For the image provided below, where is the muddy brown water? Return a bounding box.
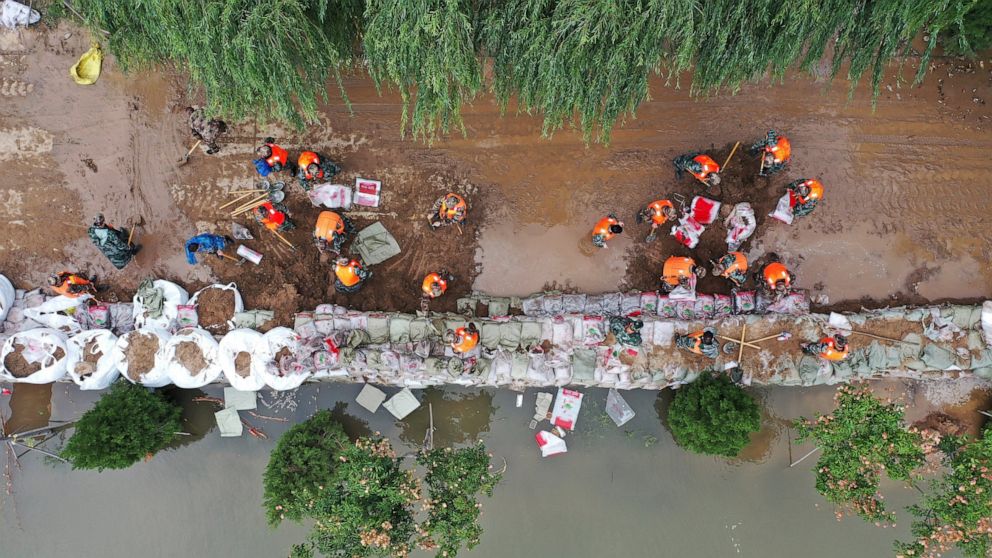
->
[0,381,982,558]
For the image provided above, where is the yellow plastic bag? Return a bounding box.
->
[70,43,103,85]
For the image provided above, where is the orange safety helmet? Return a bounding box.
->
[767,135,791,163]
[763,261,791,289]
[298,151,322,180]
[802,179,824,201]
[451,325,479,353]
[334,258,363,287]
[440,194,467,220]
[717,252,748,276]
[662,256,698,287]
[314,211,345,241]
[422,272,448,298]
[818,336,849,361]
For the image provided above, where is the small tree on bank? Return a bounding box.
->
[796,384,925,523]
[61,382,182,471]
[667,373,761,458]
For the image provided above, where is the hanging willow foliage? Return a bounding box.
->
[363,0,483,141]
[73,0,361,127]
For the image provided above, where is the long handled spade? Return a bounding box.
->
[177,140,202,167]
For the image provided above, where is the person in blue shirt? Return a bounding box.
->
[185,233,230,264]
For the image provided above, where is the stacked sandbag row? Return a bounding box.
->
[510,289,810,319]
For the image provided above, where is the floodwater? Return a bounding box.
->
[0,382,961,558]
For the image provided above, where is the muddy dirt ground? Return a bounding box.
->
[1,22,991,326]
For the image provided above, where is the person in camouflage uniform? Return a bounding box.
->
[609,315,644,346]
[786,178,823,218]
[712,252,749,288]
[750,129,791,176]
[675,327,720,359]
[186,106,227,155]
[88,214,138,269]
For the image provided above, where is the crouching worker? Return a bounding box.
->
[185,233,230,264]
[786,178,823,218]
[47,271,95,298]
[253,137,290,177]
[422,271,454,299]
[429,193,468,230]
[675,327,720,359]
[673,153,721,187]
[591,214,624,248]
[255,201,295,232]
[296,151,340,191]
[88,214,138,270]
[636,199,676,243]
[609,315,644,346]
[756,255,794,297]
[448,322,479,354]
[313,211,354,254]
[751,129,791,176]
[661,256,705,293]
[712,252,748,288]
[802,334,849,362]
[186,107,227,155]
[333,257,370,294]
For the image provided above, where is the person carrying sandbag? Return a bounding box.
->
[88,214,138,270]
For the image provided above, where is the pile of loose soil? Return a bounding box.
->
[196,288,236,333]
[75,339,103,378]
[273,347,292,364]
[125,333,160,381]
[175,341,208,376]
[913,411,968,439]
[234,351,252,378]
[4,343,64,378]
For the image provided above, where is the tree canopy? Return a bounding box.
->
[667,373,761,458]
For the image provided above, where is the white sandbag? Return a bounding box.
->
[0,274,14,323]
[66,329,119,390]
[219,328,268,391]
[162,328,223,388]
[1,0,41,28]
[112,327,172,387]
[262,327,310,390]
[982,301,992,347]
[769,193,794,224]
[724,202,756,250]
[23,294,88,334]
[188,283,245,333]
[307,183,352,209]
[133,280,189,330]
[0,328,68,383]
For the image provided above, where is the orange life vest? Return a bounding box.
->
[691,155,720,181]
[647,199,674,226]
[685,331,708,355]
[257,202,286,231]
[314,211,345,241]
[766,135,791,163]
[817,337,849,361]
[662,256,697,288]
[791,179,824,206]
[592,216,619,241]
[298,151,323,180]
[334,260,363,287]
[440,194,467,221]
[265,143,289,167]
[719,252,748,277]
[451,327,479,353]
[52,272,91,298]
[422,273,448,298]
[763,262,791,290]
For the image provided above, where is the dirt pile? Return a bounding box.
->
[75,339,103,378]
[234,351,251,378]
[125,333,160,381]
[196,289,235,333]
[3,344,64,378]
[913,411,968,438]
[175,341,207,376]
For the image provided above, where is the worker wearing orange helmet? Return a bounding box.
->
[295,151,340,191]
[712,252,748,288]
[674,153,721,187]
[255,201,294,232]
[333,257,371,294]
[752,129,791,176]
[661,255,706,293]
[755,255,795,296]
[802,334,849,361]
[429,193,468,229]
[448,322,480,354]
[422,271,454,299]
[637,199,676,242]
[787,178,824,218]
[591,214,624,248]
[253,137,290,177]
[47,271,95,298]
[313,211,354,254]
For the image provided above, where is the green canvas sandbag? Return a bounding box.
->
[798,355,821,385]
[351,221,401,265]
[488,298,510,317]
[968,331,986,351]
[480,322,501,349]
[921,344,956,370]
[572,348,597,382]
[444,318,468,334]
[510,351,529,379]
[456,297,477,316]
[389,315,412,344]
[899,333,923,360]
[346,329,370,348]
[366,316,390,344]
[974,366,992,379]
[409,318,432,342]
[519,321,542,348]
[499,322,522,350]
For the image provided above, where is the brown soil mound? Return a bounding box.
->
[196,288,236,333]
[234,351,251,378]
[175,341,207,376]
[125,333,160,381]
[4,343,64,378]
[274,347,292,364]
[913,411,968,439]
[76,339,104,378]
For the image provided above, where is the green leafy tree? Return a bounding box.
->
[262,410,349,526]
[417,444,502,557]
[894,434,992,558]
[61,382,182,471]
[667,373,761,458]
[796,384,925,523]
[942,0,992,55]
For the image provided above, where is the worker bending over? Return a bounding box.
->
[422,271,453,299]
[661,256,705,293]
[675,327,720,359]
[88,214,138,270]
[636,199,676,242]
[787,179,823,218]
[333,258,371,294]
[186,107,227,155]
[751,130,791,176]
[313,211,354,255]
[712,252,748,288]
[255,201,295,232]
[673,153,721,187]
[802,334,849,361]
[47,272,94,298]
[756,256,795,296]
[609,316,644,346]
[591,214,624,248]
[254,137,290,177]
[429,193,468,229]
[449,323,480,354]
[185,233,230,264]
[296,151,340,191]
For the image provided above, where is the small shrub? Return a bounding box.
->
[667,373,761,458]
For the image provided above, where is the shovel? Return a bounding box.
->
[127,216,144,246]
[178,140,202,166]
[644,230,657,244]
